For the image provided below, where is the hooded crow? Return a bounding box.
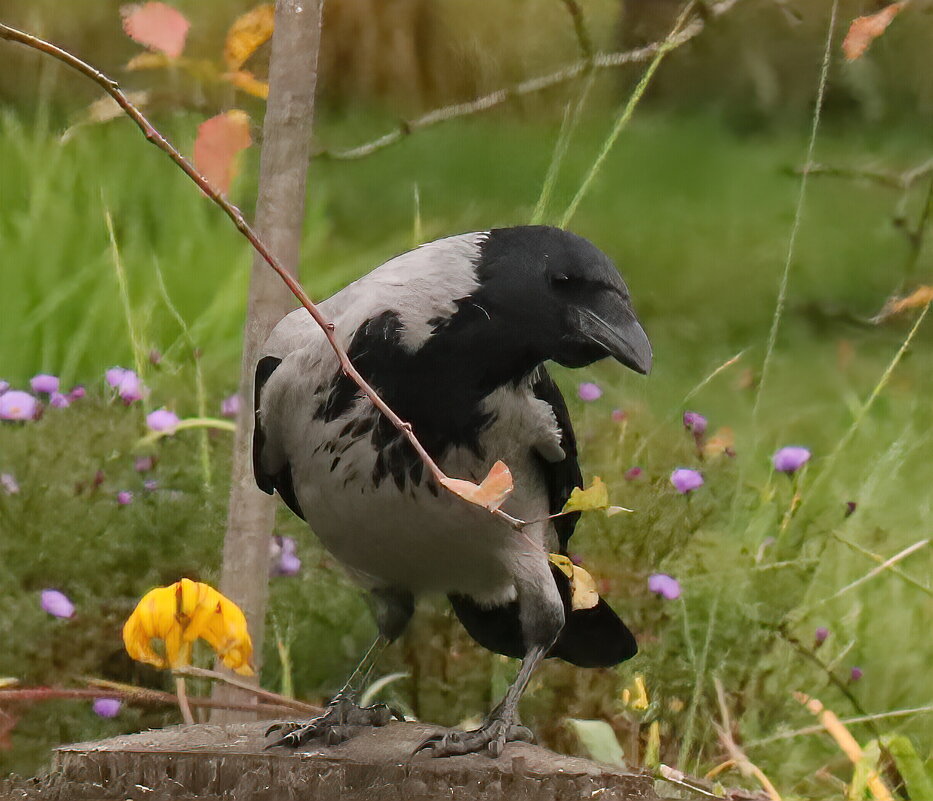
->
[255,225,651,757]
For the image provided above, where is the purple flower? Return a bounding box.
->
[116,490,133,505]
[624,467,643,481]
[578,382,602,402]
[850,666,863,682]
[93,697,121,718]
[815,627,829,646]
[0,391,38,421]
[648,573,681,600]
[270,536,302,577]
[683,411,707,435]
[670,468,703,494]
[105,367,127,387]
[68,385,86,401]
[50,392,71,409]
[0,381,9,395]
[1,473,20,495]
[146,409,180,433]
[31,374,59,394]
[41,589,75,619]
[221,394,240,419]
[611,409,627,423]
[845,501,857,518]
[143,479,158,491]
[773,446,811,474]
[134,456,155,472]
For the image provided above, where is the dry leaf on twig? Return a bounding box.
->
[193,110,252,195]
[440,460,514,512]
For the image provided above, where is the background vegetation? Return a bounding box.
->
[1,1,932,797]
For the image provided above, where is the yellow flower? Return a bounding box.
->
[123,579,254,675]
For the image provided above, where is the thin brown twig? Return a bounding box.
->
[0,684,298,717]
[172,665,321,715]
[559,0,594,61]
[797,158,933,191]
[0,23,524,530]
[315,0,744,161]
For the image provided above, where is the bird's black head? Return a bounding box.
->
[472,226,652,374]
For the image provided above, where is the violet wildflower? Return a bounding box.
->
[624,467,643,481]
[92,698,121,718]
[49,392,70,409]
[105,367,127,387]
[815,627,829,647]
[116,490,133,505]
[270,536,301,577]
[670,468,703,494]
[845,501,857,518]
[221,394,240,419]
[68,385,86,401]
[773,446,811,474]
[41,589,75,619]
[30,374,59,394]
[850,666,863,682]
[648,573,681,600]
[682,411,707,436]
[578,382,602,402]
[146,409,180,434]
[0,380,8,395]
[0,391,38,421]
[117,371,145,404]
[143,479,158,491]
[611,409,627,423]
[134,456,155,472]
[1,473,19,495]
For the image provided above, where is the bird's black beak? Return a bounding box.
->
[577,303,652,375]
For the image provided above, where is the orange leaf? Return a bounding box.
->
[703,426,735,459]
[224,4,275,70]
[225,70,270,99]
[121,2,190,59]
[842,2,907,61]
[193,110,252,195]
[874,285,933,322]
[440,460,513,512]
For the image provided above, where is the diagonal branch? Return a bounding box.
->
[0,23,524,530]
[315,0,744,161]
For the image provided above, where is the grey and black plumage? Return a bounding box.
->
[254,225,651,756]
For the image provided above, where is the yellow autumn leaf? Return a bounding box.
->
[562,476,609,513]
[548,554,599,610]
[126,51,172,71]
[123,578,254,675]
[224,3,275,70]
[440,460,514,512]
[622,674,649,710]
[225,69,269,99]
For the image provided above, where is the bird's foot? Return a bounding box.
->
[265,693,401,749]
[414,717,534,758]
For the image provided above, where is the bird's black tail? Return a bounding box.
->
[449,564,637,668]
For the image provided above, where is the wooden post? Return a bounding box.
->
[213,0,324,719]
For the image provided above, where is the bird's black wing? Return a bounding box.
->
[253,355,306,521]
[530,366,583,554]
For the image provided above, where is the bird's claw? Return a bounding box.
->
[413,720,534,758]
[265,694,399,749]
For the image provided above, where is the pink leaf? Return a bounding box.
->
[121,2,190,59]
[193,111,252,195]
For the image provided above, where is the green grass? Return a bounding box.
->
[2,102,932,797]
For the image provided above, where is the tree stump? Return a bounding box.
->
[4,720,660,800]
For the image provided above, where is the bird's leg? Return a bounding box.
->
[265,635,402,748]
[414,643,546,758]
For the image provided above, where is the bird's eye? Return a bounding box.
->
[551,273,570,286]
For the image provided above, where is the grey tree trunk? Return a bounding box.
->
[213,0,324,721]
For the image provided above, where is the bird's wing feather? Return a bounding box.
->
[530,366,583,553]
